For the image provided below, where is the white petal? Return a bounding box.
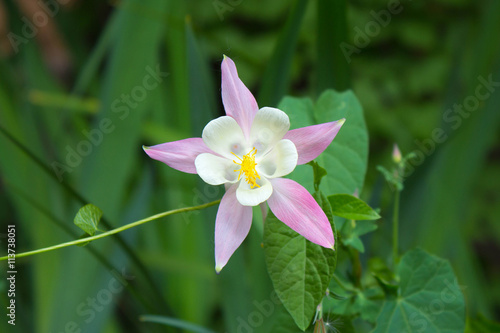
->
[202,116,248,159]
[236,176,273,206]
[195,153,238,185]
[249,107,290,158]
[258,139,298,179]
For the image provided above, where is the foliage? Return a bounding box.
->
[74,204,103,237]
[0,0,499,332]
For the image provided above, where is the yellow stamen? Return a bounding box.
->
[231,147,261,188]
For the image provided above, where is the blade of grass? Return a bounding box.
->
[163,2,189,128]
[186,18,217,134]
[140,315,217,333]
[258,0,308,107]
[70,11,120,97]
[316,0,350,92]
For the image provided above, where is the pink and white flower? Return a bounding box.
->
[144,55,345,272]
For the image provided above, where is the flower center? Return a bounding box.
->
[231,147,261,188]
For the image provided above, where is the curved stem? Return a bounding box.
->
[0,199,220,261]
[5,181,156,311]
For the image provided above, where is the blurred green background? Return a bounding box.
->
[0,0,499,332]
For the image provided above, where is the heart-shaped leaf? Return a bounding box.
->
[74,204,102,236]
[371,248,466,333]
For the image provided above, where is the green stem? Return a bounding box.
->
[350,247,362,288]
[393,189,400,266]
[0,200,220,261]
[332,274,353,292]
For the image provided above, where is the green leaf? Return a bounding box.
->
[328,194,380,221]
[73,204,103,236]
[264,191,337,331]
[308,160,327,191]
[281,90,368,196]
[314,191,338,260]
[371,249,466,333]
[268,303,314,333]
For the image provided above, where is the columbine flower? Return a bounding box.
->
[144,55,345,272]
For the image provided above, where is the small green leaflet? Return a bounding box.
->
[376,165,403,191]
[308,161,327,191]
[327,194,379,252]
[371,248,466,333]
[328,194,380,221]
[74,204,103,236]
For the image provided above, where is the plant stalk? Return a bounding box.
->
[0,199,220,261]
[393,189,400,266]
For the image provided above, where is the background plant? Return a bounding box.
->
[0,0,499,332]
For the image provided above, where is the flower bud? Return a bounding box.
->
[392,144,402,164]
